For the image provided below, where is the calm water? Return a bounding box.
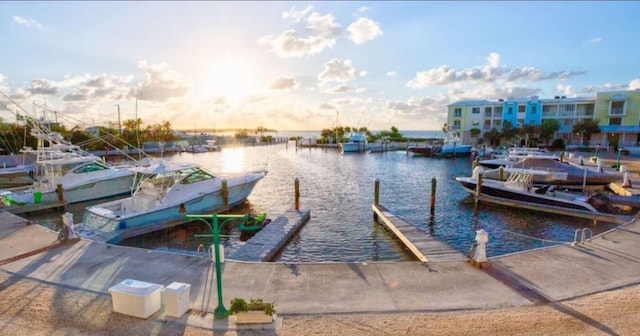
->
[26,130,619,262]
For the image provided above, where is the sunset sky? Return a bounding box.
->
[1,1,639,131]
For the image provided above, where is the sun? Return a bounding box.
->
[202,58,253,104]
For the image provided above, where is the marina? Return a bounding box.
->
[13,134,633,262]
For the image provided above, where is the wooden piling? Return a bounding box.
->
[294,178,300,210]
[56,184,64,202]
[221,179,228,206]
[430,177,436,215]
[474,173,483,213]
[472,156,479,169]
[499,167,504,181]
[374,179,380,219]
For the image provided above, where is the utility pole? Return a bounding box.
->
[116,104,122,135]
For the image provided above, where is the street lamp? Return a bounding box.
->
[186,213,248,319]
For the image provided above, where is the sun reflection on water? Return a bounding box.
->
[219,147,246,172]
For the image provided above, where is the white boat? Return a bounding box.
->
[455,169,634,216]
[339,133,368,153]
[184,144,208,153]
[0,131,135,206]
[76,160,267,241]
[0,164,35,188]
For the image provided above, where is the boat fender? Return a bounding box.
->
[472,166,485,179]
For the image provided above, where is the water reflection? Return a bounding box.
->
[23,142,620,262]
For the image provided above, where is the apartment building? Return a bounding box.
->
[447,89,640,149]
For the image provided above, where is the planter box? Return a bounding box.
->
[235,311,273,324]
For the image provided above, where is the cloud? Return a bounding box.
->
[408,52,585,89]
[306,12,342,37]
[282,6,314,22]
[318,59,356,83]
[318,102,335,110]
[357,7,371,13]
[359,70,367,77]
[29,79,59,95]
[328,96,364,106]
[258,30,336,58]
[629,79,640,90]
[580,83,628,93]
[269,76,299,90]
[585,37,603,44]
[385,96,447,120]
[325,84,356,94]
[448,84,542,101]
[12,15,43,30]
[386,71,397,77]
[243,95,269,103]
[347,17,383,44]
[129,61,190,102]
[556,84,573,96]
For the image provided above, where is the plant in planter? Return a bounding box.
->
[228,298,276,324]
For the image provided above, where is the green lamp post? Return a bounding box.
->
[186,213,248,319]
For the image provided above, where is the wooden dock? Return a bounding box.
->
[3,201,67,215]
[372,204,466,262]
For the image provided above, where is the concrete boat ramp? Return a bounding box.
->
[2,208,640,330]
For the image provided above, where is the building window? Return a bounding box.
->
[609,117,622,126]
[517,119,525,127]
[454,108,462,118]
[472,107,480,114]
[518,105,526,113]
[453,120,461,129]
[494,120,502,128]
[531,106,537,114]
[508,107,513,114]
[610,101,625,115]
[472,120,480,126]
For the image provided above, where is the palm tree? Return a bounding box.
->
[572,119,600,145]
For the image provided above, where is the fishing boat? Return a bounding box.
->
[434,130,473,156]
[0,131,135,206]
[480,158,621,189]
[456,169,635,216]
[339,133,368,153]
[76,159,267,242]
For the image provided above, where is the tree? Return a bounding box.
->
[540,119,560,145]
[572,119,600,145]
[501,120,519,144]
[483,128,501,146]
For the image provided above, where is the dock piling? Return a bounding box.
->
[430,177,436,215]
[499,167,504,181]
[56,184,64,202]
[373,179,380,219]
[221,179,228,206]
[294,178,300,210]
[474,173,483,214]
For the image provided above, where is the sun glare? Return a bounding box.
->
[203,58,253,104]
[220,147,246,172]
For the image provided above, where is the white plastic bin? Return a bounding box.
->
[109,279,163,319]
[162,282,191,318]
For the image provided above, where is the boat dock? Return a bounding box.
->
[3,200,67,215]
[372,204,466,262]
[229,210,310,262]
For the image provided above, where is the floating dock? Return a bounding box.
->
[229,210,310,262]
[372,204,465,262]
[3,201,67,215]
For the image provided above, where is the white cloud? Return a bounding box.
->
[129,61,190,102]
[29,79,59,95]
[580,83,628,93]
[629,79,640,90]
[258,30,336,58]
[269,76,299,90]
[359,70,367,77]
[347,17,383,44]
[386,71,397,77]
[407,52,585,89]
[282,6,314,22]
[585,37,603,44]
[318,59,357,83]
[306,12,342,37]
[318,102,336,110]
[556,84,573,96]
[12,15,43,30]
[325,84,366,94]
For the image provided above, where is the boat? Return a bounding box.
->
[0,131,135,206]
[480,158,621,188]
[434,130,473,156]
[0,164,35,188]
[339,133,368,153]
[238,213,271,233]
[184,144,208,153]
[456,169,636,216]
[76,159,267,241]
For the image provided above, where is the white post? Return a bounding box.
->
[473,229,489,263]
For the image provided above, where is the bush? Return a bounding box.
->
[228,298,276,316]
[550,139,565,150]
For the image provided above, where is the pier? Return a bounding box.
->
[229,210,310,262]
[372,204,465,262]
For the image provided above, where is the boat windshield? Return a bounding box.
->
[181,168,216,184]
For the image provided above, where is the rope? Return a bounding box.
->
[472,218,571,245]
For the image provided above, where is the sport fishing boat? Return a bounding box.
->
[456,169,636,217]
[339,133,368,153]
[0,131,135,206]
[76,159,267,243]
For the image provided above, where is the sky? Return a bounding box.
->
[1,1,640,132]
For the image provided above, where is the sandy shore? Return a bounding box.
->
[1,271,638,336]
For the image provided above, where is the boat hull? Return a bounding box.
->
[79,174,264,241]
